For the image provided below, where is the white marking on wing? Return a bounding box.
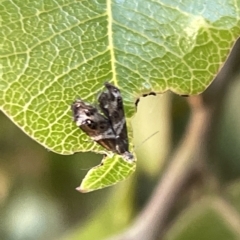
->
[112,101,117,108]
[112,91,120,99]
[113,118,125,135]
[92,128,116,141]
[75,114,89,126]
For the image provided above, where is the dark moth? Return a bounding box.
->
[71,82,134,162]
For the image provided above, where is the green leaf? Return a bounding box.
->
[1,0,240,191]
[1,0,239,154]
[77,155,136,193]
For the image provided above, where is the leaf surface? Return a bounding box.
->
[77,155,136,192]
[1,0,239,191]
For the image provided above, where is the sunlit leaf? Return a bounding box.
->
[1,0,239,154]
[1,0,240,191]
[77,155,136,193]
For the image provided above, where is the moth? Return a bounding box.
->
[71,82,134,162]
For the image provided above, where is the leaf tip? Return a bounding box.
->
[75,186,89,193]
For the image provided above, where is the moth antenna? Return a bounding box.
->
[133,131,159,152]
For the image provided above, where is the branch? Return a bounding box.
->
[107,38,240,240]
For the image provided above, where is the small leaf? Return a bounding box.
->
[77,155,136,193]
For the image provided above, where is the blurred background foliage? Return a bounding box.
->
[1,75,240,240]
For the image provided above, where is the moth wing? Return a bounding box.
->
[98,83,129,150]
[71,99,118,153]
